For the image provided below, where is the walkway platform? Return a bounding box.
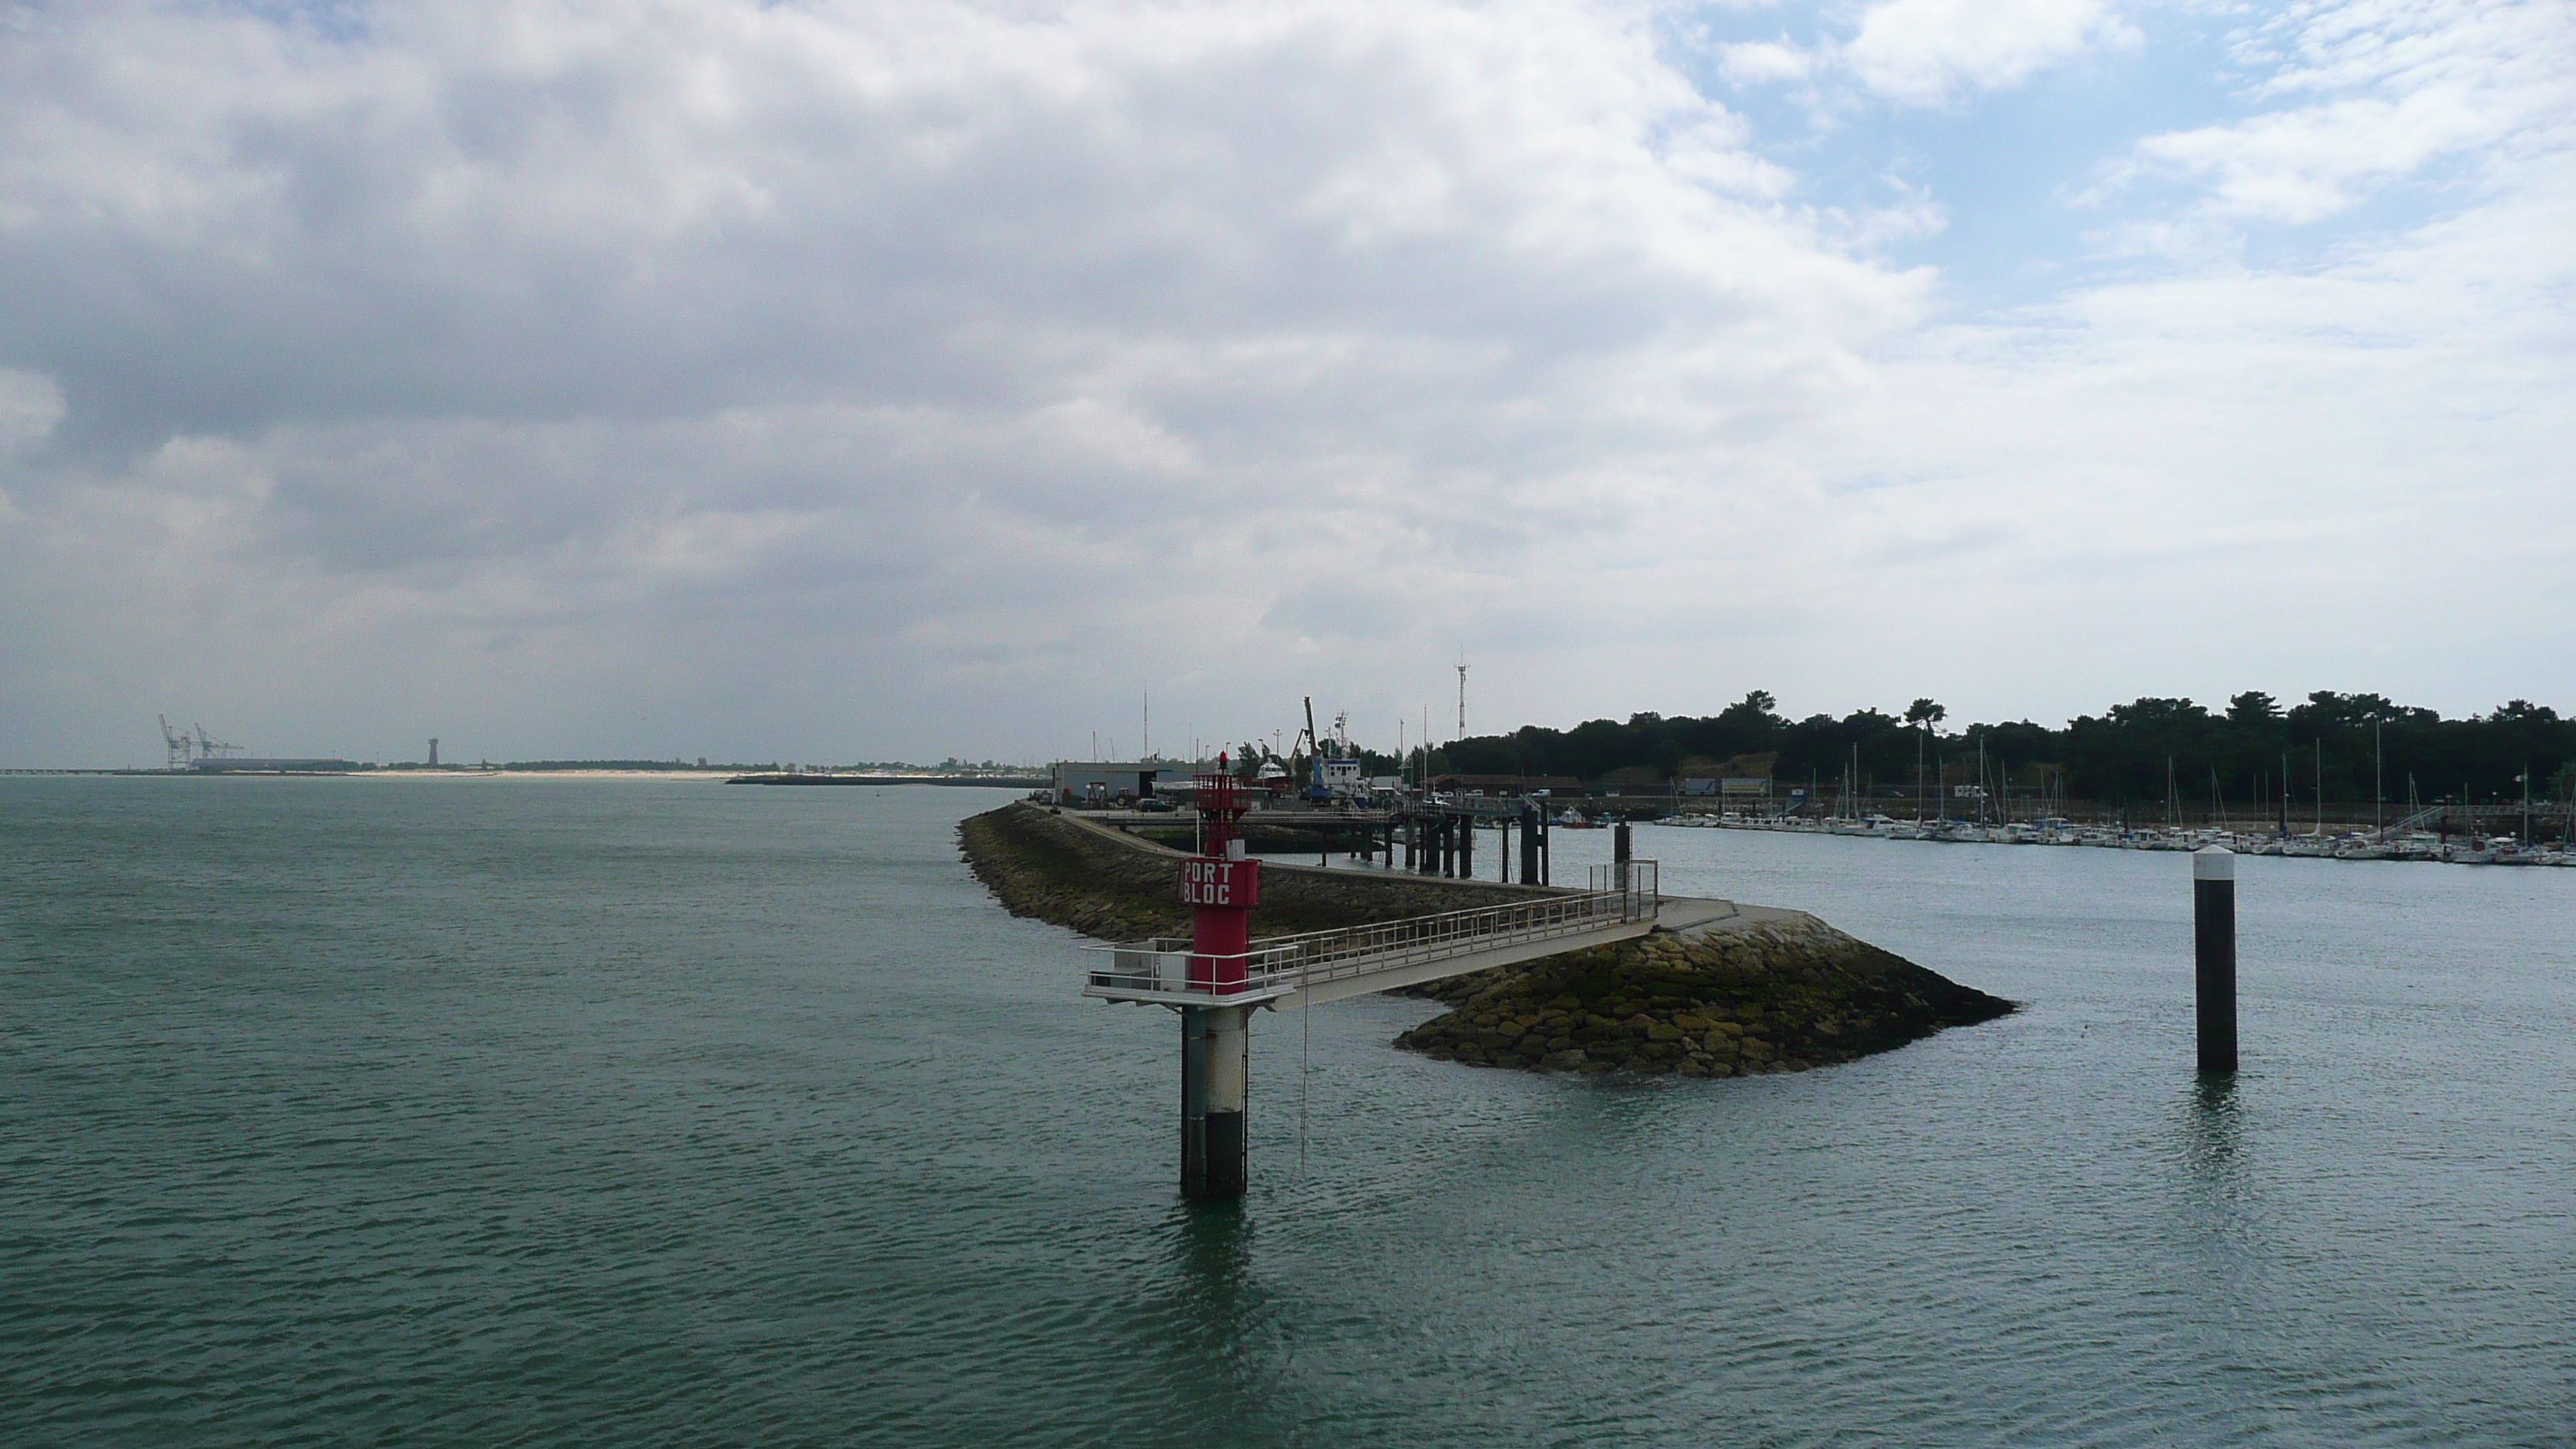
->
[1084,863,1687,1010]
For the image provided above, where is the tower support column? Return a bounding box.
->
[1181,1004,1250,1199]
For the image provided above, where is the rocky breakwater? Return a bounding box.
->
[958,801,1554,939]
[1394,912,2012,1077]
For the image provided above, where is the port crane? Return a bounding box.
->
[157,715,243,769]
[1293,697,1328,801]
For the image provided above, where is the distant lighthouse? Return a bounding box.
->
[428,738,440,768]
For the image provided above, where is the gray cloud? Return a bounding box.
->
[0,0,2568,766]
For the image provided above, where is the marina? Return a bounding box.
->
[1649,809,2576,865]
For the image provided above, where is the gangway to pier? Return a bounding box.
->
[1084,862,1661,1011]
[2378,803,2447,838]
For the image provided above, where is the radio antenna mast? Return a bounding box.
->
[1455,656,1468,742]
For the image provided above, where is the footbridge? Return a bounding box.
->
[1078,763,1727,1201]
[1084,862,1698,1010]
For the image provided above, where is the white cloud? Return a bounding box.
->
[2092,0,2574,231]
[1843,0,2136,105]
[1718,40,1813,85]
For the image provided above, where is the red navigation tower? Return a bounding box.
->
[1179,753,1258,1197]
[1182,755,1261,992]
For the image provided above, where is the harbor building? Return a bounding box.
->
[1049,760,1204,806]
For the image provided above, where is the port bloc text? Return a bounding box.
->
[1177,858,1261,909]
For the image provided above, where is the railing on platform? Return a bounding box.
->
[1083,861,1660,1002]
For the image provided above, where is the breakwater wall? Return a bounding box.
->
[959,801,1557,940]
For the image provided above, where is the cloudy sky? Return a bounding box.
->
[1,0,2567,767]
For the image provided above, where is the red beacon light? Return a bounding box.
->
[1181,752,1259,992]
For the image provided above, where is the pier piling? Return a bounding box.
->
[2194,847,2237,1074]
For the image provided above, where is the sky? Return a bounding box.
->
[0,0,2567,767]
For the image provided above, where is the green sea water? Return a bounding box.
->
[3,777,2570,1446]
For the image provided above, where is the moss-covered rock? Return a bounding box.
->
[1391,916,2012,1077]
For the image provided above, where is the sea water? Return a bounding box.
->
[3,779,2569,1446]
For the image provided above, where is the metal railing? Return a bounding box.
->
[1083,861,1659,1000]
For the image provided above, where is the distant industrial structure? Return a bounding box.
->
[154,715,355,773]
[158,714,241,769]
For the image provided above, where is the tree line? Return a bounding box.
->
[1407,691,2575,808]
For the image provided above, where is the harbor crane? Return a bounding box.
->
[159,717,244,768]
[157,714,193,769]
[193,724,242,762]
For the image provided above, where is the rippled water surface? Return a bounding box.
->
[5,779,2571,1447]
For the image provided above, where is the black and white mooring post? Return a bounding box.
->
[2193,846,2237,1074]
